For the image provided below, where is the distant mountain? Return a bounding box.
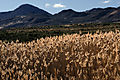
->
[14,4,51,16]
[42,7,120,25]
[0,4,52,20]
[0,4,120,28]
[43,9,88,25]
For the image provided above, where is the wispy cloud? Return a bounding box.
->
[45,3,51,7]
[103,0,110,4]
[53,3,66,8]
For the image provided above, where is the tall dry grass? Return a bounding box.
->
[0,30,120,80]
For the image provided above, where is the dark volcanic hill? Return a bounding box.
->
[0,4,52,20]
[46,7,119,25]
[14,4,51,16]
[0,4,120,28]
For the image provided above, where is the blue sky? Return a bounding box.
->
[0,0,120,14]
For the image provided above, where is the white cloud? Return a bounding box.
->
[103,0,110,3]
[53,3,66,8]
[45,3,51,7]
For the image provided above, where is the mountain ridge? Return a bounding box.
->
[0,4,120,28]
[0,4,52,20]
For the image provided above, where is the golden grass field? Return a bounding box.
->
[0,30,120,80]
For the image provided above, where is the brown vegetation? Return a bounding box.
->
[0,30,120,80]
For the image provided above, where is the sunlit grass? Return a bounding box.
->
[0,30,120,79]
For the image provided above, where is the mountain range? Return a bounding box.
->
[0,4,120,28]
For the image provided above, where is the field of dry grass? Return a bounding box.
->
[0,30,120,80]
